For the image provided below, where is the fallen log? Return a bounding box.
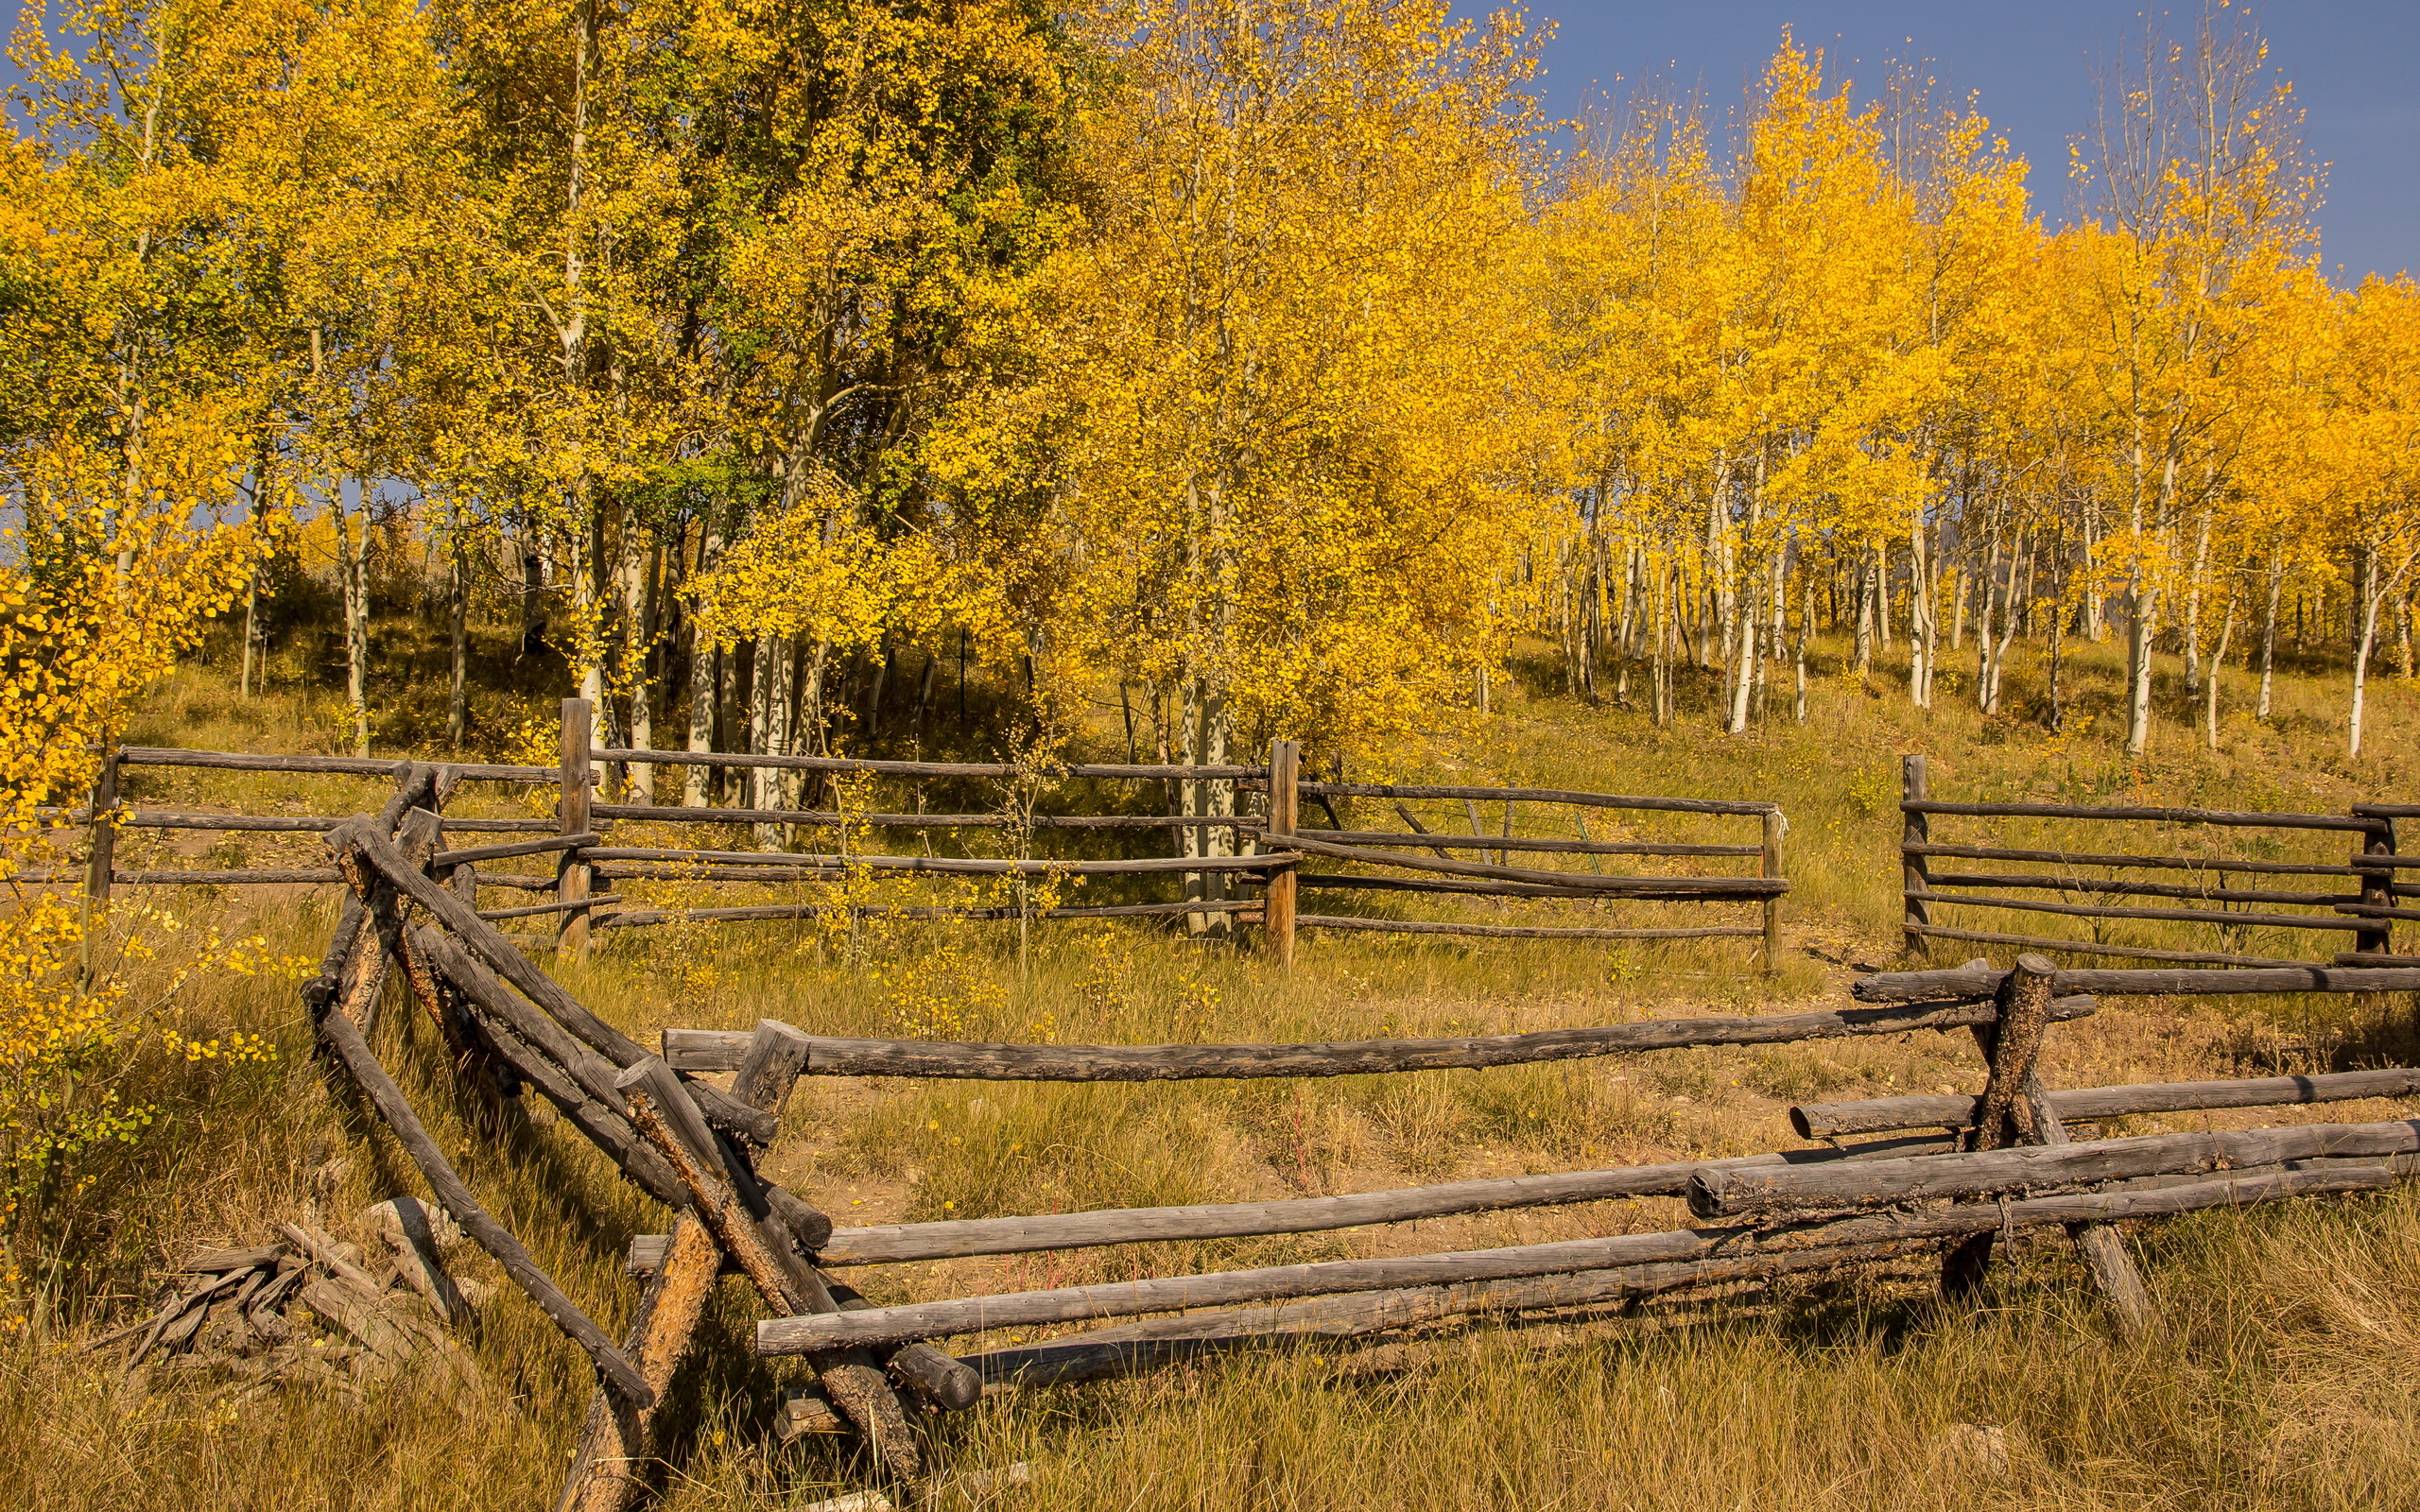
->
[1791,1066,2420,1140]
[755,1166,2387,1353]
[661,995,2096,1083]
[1686,1118,2420,1218]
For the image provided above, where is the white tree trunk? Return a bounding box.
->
[2205,595,2237,750]
[684,521,720,805]
[2182,508,2211,696]
[2256,548,2285,719]
[2124,585,2159,757]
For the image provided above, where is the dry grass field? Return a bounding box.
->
[9,630,2420,1511]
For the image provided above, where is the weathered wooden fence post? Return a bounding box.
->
[1760,809,1785,973]
[79,743,120,982]
[84,744,120,909]
[2356,806,2395,959]
[1264,740,1300,966]
[559,697,595,955]
[1942,953,2152,1333]
[1901,754,1930,961]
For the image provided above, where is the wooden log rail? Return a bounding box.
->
[1922,872,2363,906]
[118,747,565,782]
[72,723,1793,969]
[1293,917,1762,943]
[1687,1118,2420,1217]
[1793,1066,2420,1141]
[1897,760,2400,965]
[33,809,555,833]
[756,1165,2386,1353]
[1899,924,2319,970]
[1902,798,2385,833]
[579,848,1292,876]
[592,804,1262,830]
[1300,782,1778,817]
[1293,830,1760,858]
[717,1136,1960,1268]
[954,1241,1935,1390]
[1266,777,1787,968]
[593,747,1260,781]
[1284,833,1782,898]
[660,994,2097,1082]
[1853,961,2420,1003]
[596,899,1261,930]
[1905,841,2364,877]
[1905,887,2369,932]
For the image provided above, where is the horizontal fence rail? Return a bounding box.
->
[46,705,1792,967]
[1898,754,2409,968]
[660,996,2097,1082]
[753,1167,2389,1354]
[1791,1066,2420,1141]
[1852,960,2420,1003]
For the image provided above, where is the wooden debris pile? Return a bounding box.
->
[106,1198,480,1399]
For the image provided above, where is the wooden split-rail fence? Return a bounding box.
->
[285,778,2420,1507]
[43,698,1789,967]
[1900,753,2416,969]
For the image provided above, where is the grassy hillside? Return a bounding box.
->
[8,630,2420,1511]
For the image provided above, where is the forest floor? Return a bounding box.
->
[9,625,2420,1510]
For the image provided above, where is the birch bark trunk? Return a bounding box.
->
[2204,594,2237,749]
[2256,544,2285,719]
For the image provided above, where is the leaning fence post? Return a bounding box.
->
[558,697,595,956]
[1901,754,1930,961]
[1264,740,1300,967]
[1759,809,1785,973]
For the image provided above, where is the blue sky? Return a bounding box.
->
[1530,2,2418,282]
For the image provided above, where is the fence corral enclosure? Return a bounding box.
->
[50,701,1791,971]
[1899,753,2407,968]
[37,723,2420,1505]
[212,757,2420,1510]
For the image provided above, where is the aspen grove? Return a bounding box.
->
[4,0,2416,795]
